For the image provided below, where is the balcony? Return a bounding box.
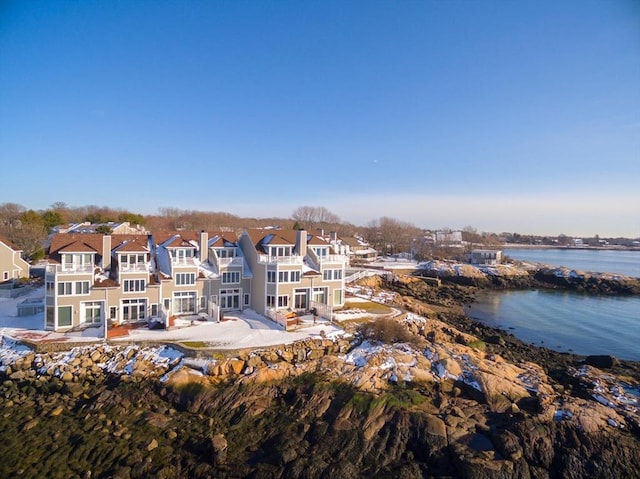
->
[315,254,346,264]
[45,263,94,275]
[257,255,304,265]
[218,256,244,268]
[119,263,150,273]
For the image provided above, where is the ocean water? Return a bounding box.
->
[466,289,640,361]
[504,248,640,278]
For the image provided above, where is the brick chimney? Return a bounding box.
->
[295,230,307,256]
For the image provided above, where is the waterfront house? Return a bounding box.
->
[468,249,503,266]
[239,229,346,324]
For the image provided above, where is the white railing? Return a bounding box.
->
[218,256,244,267]
[45,264,94,275]
[172,257,199,266]
[257,255,304,265]
[119,263,150,273]
[265,308,288,329]
[316,254,347,264]
[344,270,381,283]
[310,301,332,322]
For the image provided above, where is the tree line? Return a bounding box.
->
[0,201,503,263]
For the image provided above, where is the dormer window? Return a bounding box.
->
[269,246,291,257]
[120,254,146,265]
[217,248,235,258]
[171,248,194,260]
[312,247,328,257]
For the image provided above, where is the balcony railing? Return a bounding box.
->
[171,257,199,266]
[45,263,94,275]
[119,263,150,273]
[315,254,346,264]
[218,256,244,267]
[257,255,304,265]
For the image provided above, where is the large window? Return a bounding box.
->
[122,299,147,321]
[313,287,327,304]
[290,271,301,282]
[267,295,275,307]
[278,295,289,308]
[267,271,276,283]
[173,291,196,314]
[222,271,240,284]
[220,289,240,309]
[278,271,289,283]
[269,246,291,257]
[124,279,146,292]
[176,273,196,285]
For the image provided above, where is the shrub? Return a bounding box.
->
[358,318,413,344]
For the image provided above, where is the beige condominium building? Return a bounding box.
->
[44,228,345,332]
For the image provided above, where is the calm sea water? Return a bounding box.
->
[504,248,640,278]
[466,290,640,361]
[466,249,640,361]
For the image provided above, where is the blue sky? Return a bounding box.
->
[1,1,638,237]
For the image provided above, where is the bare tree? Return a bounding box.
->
[292,206,339,231]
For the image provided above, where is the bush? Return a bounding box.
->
[358,318,414,345]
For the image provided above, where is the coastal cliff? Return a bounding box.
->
[0,276,639,478]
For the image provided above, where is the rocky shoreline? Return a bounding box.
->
[0,275,639,478]
[414,260,640,295]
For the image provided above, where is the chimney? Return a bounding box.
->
[199,230,209,263]
[295,230,307,256]
[102,235,112,270]
[330,231,338,242]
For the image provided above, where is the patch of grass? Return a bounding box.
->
[180,341,209,348]
[466,340,486,351]
[342,301,393,315]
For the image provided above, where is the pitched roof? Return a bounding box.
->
[48,233,150,263]
[0,235,21,251]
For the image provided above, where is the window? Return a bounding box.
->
[84,301,102,323]
[57,282,73,295]
[176,273,196,285]
[267,271,276,283]
[75,281,90,295]
[46,307,55,328]
[124,279,146,292]
[323,269,343,281]
[222,271,240,284]
[278,271,289,283]
[151,304,159,316]
[46,281,55,296]
[313,247,328,257]
[173,291,196,314]
[266,295,275,307]
[290,271,300,282]
[3,272,8,281]
[220,289,240,309]
[278,295,289,308]
[334,289,343,305]
[313,287,326,304]
[244,293,250,306]
[122,299,147,320]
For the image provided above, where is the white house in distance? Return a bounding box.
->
[468,249,503,266]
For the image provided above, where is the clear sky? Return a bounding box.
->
[1,1,639,237]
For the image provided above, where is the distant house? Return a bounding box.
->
[0,235,30,283]
[468,249,503,265]
[341,236,377,264]
[53,222,148,235]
